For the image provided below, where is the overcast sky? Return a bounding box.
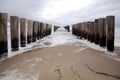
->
[0,0,120,26]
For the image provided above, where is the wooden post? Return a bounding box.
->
[79,23,82,38]
[94,19,99,44]
[37,22,40,40]
[84,22,88,39]
[50,25,52,34]
[47,24,52,35]
[46,24,48,36]
[90,22,94,43]
[83,22,85,39]
[40,22,43,38]
[106,16,115,51]
[27,20,33,44]
[54,26,60,32]
[87,22,91,41]
[20,18,26,47]
[98,18,106,47]
[64,26,70,32]
[0,13,8,56]
[33,21,38,42]
[43,23,46,37]
[81,23,84,39]
[10,16,19,51]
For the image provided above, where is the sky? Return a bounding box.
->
[0,0,120,26]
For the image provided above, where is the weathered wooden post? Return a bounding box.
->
[83,22,85,39]
[76,23,79,37]
[106,16,115,51]
[0,13,8,56]
[81,23,85,39]
[79,23,82,38]
[94,19,99,44]
[84,22,88,39]
[10,16,19,51]
[67,26,70,32]
[98,18,106,47]
[40,22,43,38]
[43,23,46,37]
[37,22,40,40]
[54,26,60,32]
[27,20,33,44]
[90,22,94,43]
[45,23,49,36]
[47,24,52,35]
[87,22,91,41]
[20,18,26,47]
[64,26,70,32]
[49,24,52,35]
[33,21,38,42]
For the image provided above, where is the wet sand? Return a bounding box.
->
[0,45,120,80]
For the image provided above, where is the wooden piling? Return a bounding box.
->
[90,22,94,42]
[37,22,40,40]
[27,20,33,44]
[54,26,60,32]
[98,18,106,47]
[45,23,48,36]
[64,26,70,32]
[106,16,115,51]
[20,18,26,47]
[40,22,43,38]
[79,23,82,38]
[43,23,46,37]
[84,22,88,39]
[0,13,8,56]
[87,22,91,41]
[94,19,99,44]
[33,21,38,42]
[10,16,19,51]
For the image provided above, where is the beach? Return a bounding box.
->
[0,27,120,80]
[0,45,120,80]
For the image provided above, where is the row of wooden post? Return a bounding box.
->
[72,16,115,51]
[54,26,60,32]
[64,26,70,32]
[0,13,52,56]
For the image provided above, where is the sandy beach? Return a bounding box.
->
[0,45,120,80]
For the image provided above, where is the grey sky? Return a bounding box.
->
[0,0,120,26]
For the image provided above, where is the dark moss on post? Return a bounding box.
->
[0,13,8,56]
[20,18,26,47]
[27,20,33,44]
[106,16,115,51]
[10,16,19,51]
